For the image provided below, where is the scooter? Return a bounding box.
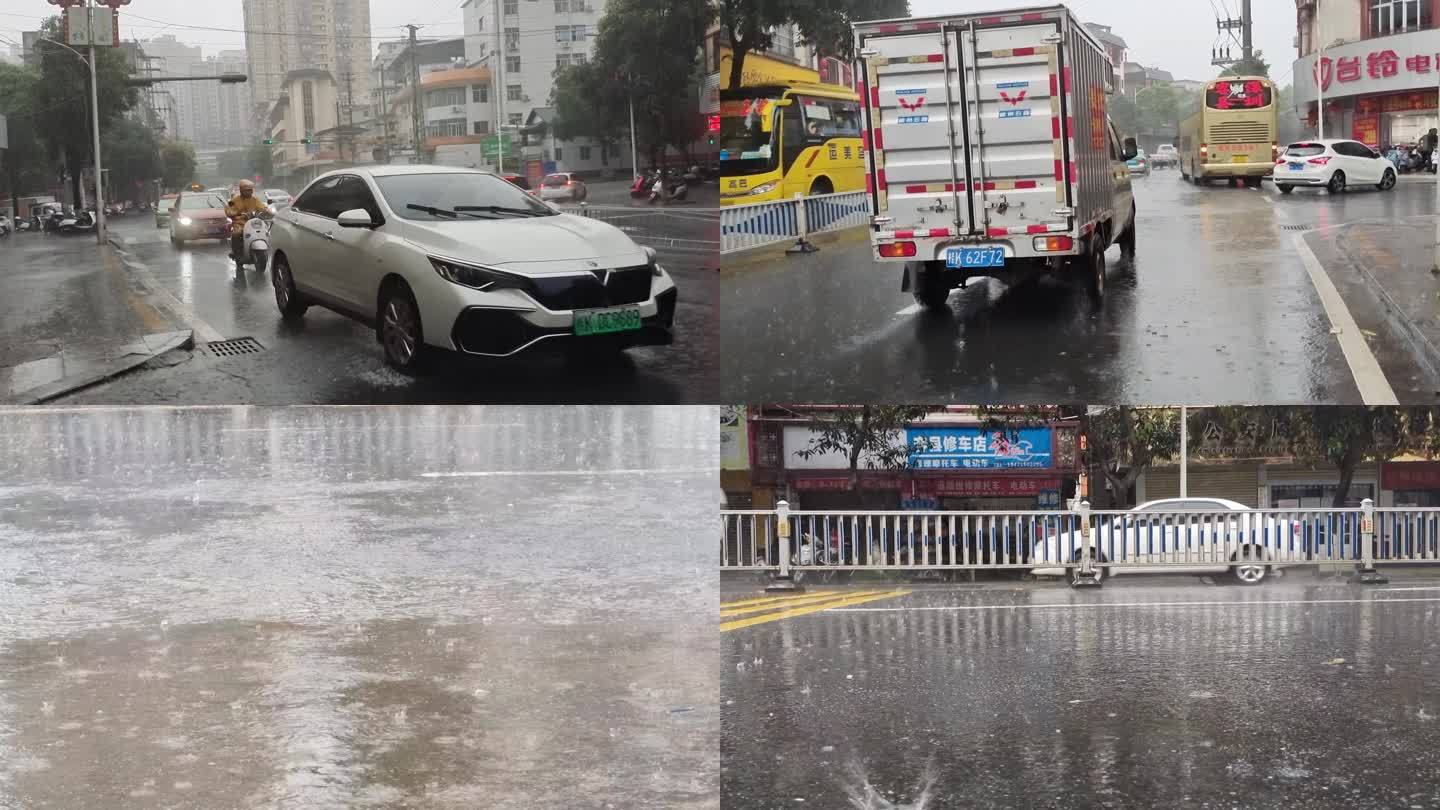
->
[233,209,274,274]
[629,172,653,199]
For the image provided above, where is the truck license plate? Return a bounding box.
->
[946,247,1005,269]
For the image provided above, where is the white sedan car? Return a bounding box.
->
[1030,498,1301,585]
[1274,139,1397,194]
[538,172,588,202]
[268,165,678,373]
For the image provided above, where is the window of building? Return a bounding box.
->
[503,0,518,15]
[555,0,569,10]
[554,146,563,161]
[507,84,523,101]
[579,145,591,160]
[506,55,520,73]
[571,24,587,41]
[608,142,619,157]
[425,118,468,138]
[555,24,586,42]
[508,113,523,126]
[473,120,486,135]
[1271,483,1375,509]
[505,27,520,50]
[1370,0,1430,36]
[472,85,487,103]
[426,87,466,108]
[301,80,315,133]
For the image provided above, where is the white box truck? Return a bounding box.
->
[853,4,1139,307]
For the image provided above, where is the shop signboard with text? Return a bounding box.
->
[1382,462,1440,491]
[906,427,1053,470]
[1294,28,1440,106]
[918,477,1062,497]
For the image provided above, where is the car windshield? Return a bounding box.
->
[265,189,288,197]
[178,195,225,210]
[542,175,568,187]
[1285,143,1327,158]
[375,172,556,221]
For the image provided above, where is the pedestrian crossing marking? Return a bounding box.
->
[720,589,911,632]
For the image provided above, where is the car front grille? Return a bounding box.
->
[526,266,653,311]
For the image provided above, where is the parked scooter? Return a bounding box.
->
[629,171,654,199]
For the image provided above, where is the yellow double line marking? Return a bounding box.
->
[719,589,911,632]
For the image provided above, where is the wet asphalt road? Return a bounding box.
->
[721,574,1440,809]
[0,201,716,405]
[0,405,718,809]
[721,172,1440,404]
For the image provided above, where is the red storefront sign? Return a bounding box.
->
[1315,49,1440,93]
[919,478,1062,497]
[1381,462,1440,491]
[1353,111,1380,149]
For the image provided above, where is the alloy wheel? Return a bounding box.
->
[1234,563,1266,584]
[382,298,418,366]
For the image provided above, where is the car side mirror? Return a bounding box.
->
[1122,137,1139,161]
[337,208,374,228]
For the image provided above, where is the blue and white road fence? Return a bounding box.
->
[720,191,869,255]
[721,499,1440,574]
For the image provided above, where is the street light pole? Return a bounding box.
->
[88,28,105,245]
[628,92,638,180]
[1315,0,1324,141]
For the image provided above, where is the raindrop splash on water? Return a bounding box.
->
[841,758,936,810]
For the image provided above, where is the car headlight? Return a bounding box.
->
[429,256,530,291]
[178,216,193,225]
[747,181,778,196]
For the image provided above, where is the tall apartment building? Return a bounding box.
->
[242,0,373,130]
[138,35,203,143]
[462,0,630,175]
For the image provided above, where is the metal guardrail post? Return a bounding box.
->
[786,193,819,255]
[1355,497,1388,585]
[766,499,805,592]
[1071,499,1102,588]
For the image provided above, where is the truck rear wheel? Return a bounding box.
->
[913,265,952,310]
[1117,205,1136,261]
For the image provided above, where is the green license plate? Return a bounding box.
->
[574,306,643,336]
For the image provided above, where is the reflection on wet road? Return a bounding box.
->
[720,174,1440,404]
[722,577,1440,808]
[0,405,718,808]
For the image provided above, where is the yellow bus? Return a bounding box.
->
[1178,76,1278,188]
[719,81,865,205]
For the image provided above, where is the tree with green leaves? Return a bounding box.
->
[1108,93,1140,138]
[30,16,139,206]
[721,0,909,90]
[792,405,932,491]
[551,0,710,168]
[0,62,50,218]
[1221,51,1270,79]
[160,141,196,192]
[217,145,274,185]
[100,118,161,204]
[1082,407,1183,508]
[1135,84,1183,137]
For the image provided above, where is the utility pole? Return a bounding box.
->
[404,24,423,164]
[493,0,507,174]
[343,71,355,164]
[1211,0,1253,70]
[86,1,105,245]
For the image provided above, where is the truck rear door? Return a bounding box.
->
[859,25,968,239]
[953,18,1069,238]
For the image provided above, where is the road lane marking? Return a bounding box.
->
[830,595,1440,612]
[1292,232,1399,405]
[103,247,168,332]
[721,590,859,609]
[720,589,910,632]
[720,590,890,617]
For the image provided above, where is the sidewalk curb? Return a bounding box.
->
[3,330,195,405]
[1330,226,1440,384]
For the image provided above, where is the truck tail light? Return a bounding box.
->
[1272,141,1279,160]
[1200,143,1208,160]
[878,241,916,258]
[1033,235,1073,252]
[1307,156,1331,165]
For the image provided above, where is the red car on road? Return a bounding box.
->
[168,191,231,245]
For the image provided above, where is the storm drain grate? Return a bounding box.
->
[1281,224,1312,231]
[200,337,265,358]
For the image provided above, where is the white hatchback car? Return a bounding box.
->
[268,166,678,373]
[538,172,588,202]
[1275,139,1397,194]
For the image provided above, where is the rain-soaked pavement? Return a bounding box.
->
[0,405,718,808]
[721,172,1440,404]
[721,573,1440,808]
[0,203,716,404]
